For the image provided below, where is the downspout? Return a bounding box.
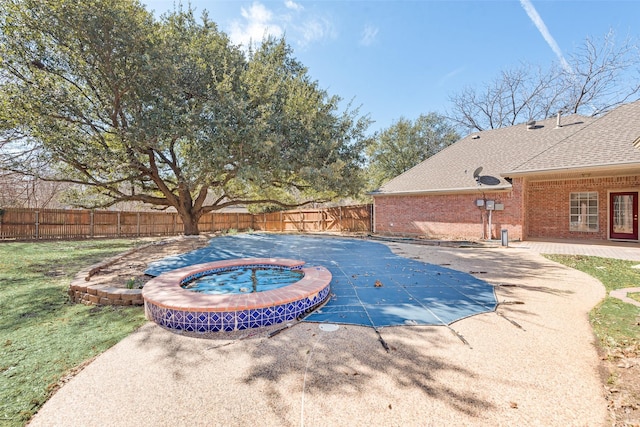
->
[371,202,376,234]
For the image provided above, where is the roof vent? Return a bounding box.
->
[555,111,562,129]
[526,120,536,130]
[471,134,480,139]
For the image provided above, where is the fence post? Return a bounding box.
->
[173,213,177,235]
[35,210,39,240]
[136,212,140,236]
[90,210,94,238]
[117,212,121,237]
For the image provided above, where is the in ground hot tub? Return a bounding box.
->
[142,258,331,333]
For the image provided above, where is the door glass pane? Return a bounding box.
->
[613,195,634,234]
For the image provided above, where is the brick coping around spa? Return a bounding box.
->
[142,258,331,312]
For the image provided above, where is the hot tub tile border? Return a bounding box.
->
[143,258,331,334]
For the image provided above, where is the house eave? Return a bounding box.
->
[370,185,512,198]
[501,162,640,179]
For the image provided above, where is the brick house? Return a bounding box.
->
[371,100,640,242]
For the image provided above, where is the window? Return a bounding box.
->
[570,192,598,232]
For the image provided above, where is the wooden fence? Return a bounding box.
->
[0,205,372,240]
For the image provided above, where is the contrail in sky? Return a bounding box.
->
[519,0,572,72]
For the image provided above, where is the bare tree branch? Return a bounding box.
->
[448,30,640,132]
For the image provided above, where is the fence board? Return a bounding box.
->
[0,205,371,240]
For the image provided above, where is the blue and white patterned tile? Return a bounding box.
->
[208,312,221,325]
[223,311,235,324]
[194,312,207,329]
[274,305,286,317]
[222,312,236,331]
[237,321,249,330]
[250,309,262,321]
[285,303,296,315]
[236,310,249,323]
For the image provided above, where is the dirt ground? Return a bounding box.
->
[603,343,640,426]
[85,235,213,289]
[87,234,639,426]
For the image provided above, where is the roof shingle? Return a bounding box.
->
[374,100,640,195]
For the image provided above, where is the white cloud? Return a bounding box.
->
[228,2,283,49]
[284,0,303,12]
[519,0,572,72]
[297,17,337,48]
[227,1,336,51]
[360,25,379,46]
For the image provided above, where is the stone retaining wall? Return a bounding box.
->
[67,244,152,306]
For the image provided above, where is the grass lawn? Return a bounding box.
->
[0,240,148,426]
[544,255,640,351]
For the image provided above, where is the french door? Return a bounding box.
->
[610,192,638,240]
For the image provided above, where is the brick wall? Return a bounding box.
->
[525,174,640,240]
[373,179,524,241]
[369,174,640,242]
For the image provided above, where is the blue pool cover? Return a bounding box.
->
[145,234,497,328]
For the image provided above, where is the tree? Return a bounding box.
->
[366,113,459,189]
[0,171,67,208]
[0,0,372,234]
[449,31,640,132]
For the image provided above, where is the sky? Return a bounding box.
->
[141,0,640,135]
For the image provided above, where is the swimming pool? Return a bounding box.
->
[146,234,497,328]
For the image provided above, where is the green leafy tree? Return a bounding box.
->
[366,113,458,188]
[0,0,371,234]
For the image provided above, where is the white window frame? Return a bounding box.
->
[570,192,598,232]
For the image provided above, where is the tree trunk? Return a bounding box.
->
[181,212,200,236]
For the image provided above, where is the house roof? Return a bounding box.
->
[373,100,640,196]
[507,100,640,175]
